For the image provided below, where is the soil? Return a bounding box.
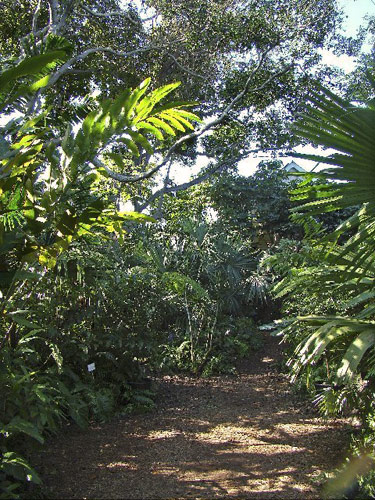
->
[35,334,354,499]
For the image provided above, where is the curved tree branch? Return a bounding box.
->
[32,0,43,37]
[153,53,293,169]
[96,52,294,195]
[168,54,206,80]
[46,45,164,88]
[81,4,156,25]
[91,157,163,184]
[139,162,228,212]
[47,0,59,27]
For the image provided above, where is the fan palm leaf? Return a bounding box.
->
[279,77,375,388]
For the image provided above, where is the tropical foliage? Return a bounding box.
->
[276,82,375,389]
[267,77,375,497]
[1,1,372,499]
[0,47,203,498]
[0,37,270,498]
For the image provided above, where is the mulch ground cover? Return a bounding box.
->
[34,334,353,499]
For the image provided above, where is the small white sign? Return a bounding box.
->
[87,363,96,372]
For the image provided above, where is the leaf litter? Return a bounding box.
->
[35,334,353,499]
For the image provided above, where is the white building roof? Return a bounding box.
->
[284,161,306,173]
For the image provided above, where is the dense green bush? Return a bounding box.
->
[157,316,262,376]
[0,47,203,497]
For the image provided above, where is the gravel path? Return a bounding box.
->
[36,335,353,499]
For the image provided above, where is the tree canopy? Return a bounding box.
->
[0,0,354,210]
[2,2,375,498]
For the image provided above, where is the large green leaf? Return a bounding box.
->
[0,51,66,92]
[336,330,375,382]
[4,416,44,444]
[1,451,42,484]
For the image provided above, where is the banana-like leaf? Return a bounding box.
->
[0,74,200,282]
[125,78,151,118]
[4,416,44,444]
[1,451,42,484]
[164,111,195,130]
[159,112,186,132]
[117,137,140,157]
[147,82,181,104]
[127,130,154,155]
[288,315,375,383]
[0,48,70,112]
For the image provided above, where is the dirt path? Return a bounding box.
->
[36,336,353,499]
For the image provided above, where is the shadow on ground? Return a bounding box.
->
[34,336,353,499]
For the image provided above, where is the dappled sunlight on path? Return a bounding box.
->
[36,336,352,499]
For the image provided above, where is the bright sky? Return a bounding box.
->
[319,0,373,72]
[343,0,374,36]
[2,1,374,183]
[235,0,375,177]
[170,0,375,183]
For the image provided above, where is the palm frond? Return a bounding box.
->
[280,76,375,390]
